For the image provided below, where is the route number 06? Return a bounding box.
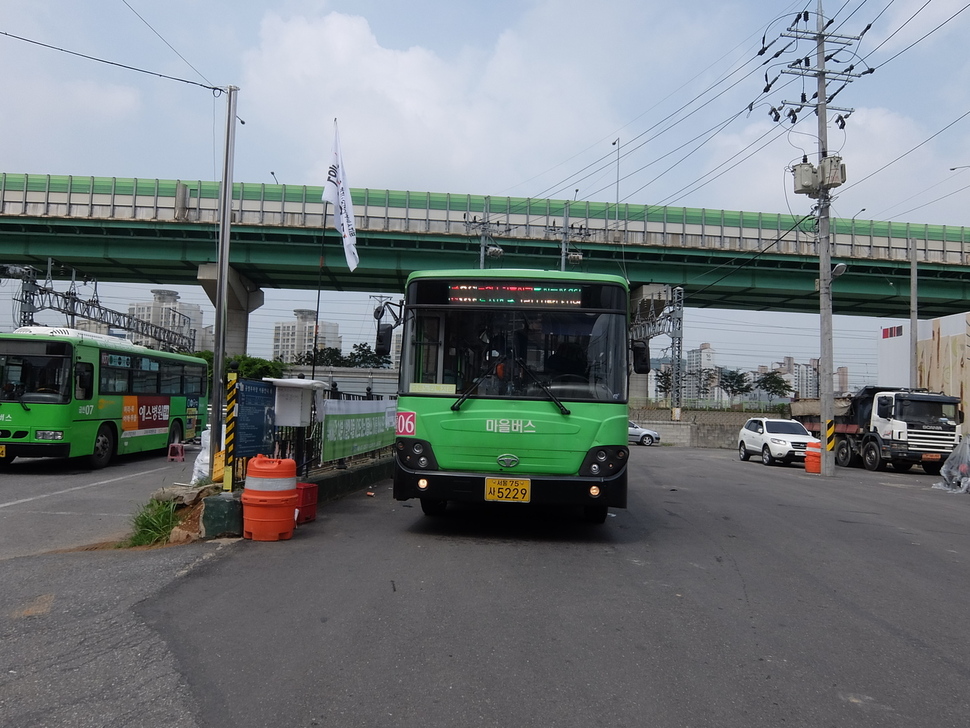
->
[396,411,416,436]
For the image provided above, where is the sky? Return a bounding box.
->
[2,0,970,387]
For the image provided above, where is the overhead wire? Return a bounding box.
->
[527,4,809,203]
[857,0,933,61]
[863,1,970,69]
[839,107,970,195]
[0,30,221,91]
[680,212,815,305]
[121,0,215,87]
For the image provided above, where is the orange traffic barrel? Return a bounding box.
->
[241,455,298,541]
[805,441,821,474]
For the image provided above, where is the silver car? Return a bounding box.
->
[629,421,660,446]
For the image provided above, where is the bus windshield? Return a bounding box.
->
[0,342,73,404]
[402,307,628,403]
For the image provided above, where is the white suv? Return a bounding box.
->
[738,417,818,466]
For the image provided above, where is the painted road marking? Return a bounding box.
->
[0,466,170,509]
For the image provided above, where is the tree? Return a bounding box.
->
[294,347,346,367]
[345,342,391,369]
[754,370,792,406]
[655,368,673,401]
[694,368,718,399]
[719,369,753,409]
[193,351,285,381]
[235,354,286,380]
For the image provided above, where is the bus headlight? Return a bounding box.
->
[579,445,629,477]
[395,437,439,471]
[35,430,64,440]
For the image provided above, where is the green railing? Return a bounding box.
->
[3,172,968,250]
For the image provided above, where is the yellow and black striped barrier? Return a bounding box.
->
[825,419,835,452]
[224,372,237,491]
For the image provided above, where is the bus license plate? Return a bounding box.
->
[485,478,531,503]
[0,445,5,457]
[922,453,942,461]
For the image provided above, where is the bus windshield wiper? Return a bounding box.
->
[17,394,30,411]
[515,357,570,415]
[451,357,502,411]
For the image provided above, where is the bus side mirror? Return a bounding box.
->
[632,341,650,374]
[375,323,393,357]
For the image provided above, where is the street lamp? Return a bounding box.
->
[612,138,620,236]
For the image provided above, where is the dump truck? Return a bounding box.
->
[789,386,963,475]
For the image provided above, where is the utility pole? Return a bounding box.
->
[464,198,507,268]
[545,200,588,270]
[560,201,570,271]
[814,0,836,477]
[211,85,239,479]
[910,238,918,388]
[777,0,864,476]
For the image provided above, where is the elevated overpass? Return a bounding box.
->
[2,173,969,349]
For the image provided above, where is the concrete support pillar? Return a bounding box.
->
[197,263,264,356]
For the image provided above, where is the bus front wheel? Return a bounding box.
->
[88,425,115,469]
[583,505,608,524]
[420,498,447,516]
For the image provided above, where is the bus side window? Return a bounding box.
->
[75,362,94,401]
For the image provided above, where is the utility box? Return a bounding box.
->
[262,378,326,427]
[792,161,818,196]
[819,156,846,189]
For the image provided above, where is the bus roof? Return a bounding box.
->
[405,268,630,288]
[3,327,205,363]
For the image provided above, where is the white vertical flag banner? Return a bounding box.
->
[322,119,360,271]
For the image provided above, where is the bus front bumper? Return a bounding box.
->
[393,462,628,509]
[0,442,72,459]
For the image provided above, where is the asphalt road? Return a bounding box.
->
[3,446,970,727]
[0,449,200,560]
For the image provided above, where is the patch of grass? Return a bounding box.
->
[124,499,181,547]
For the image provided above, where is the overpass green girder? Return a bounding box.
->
[2,173,969,319]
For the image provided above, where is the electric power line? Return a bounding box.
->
[121,0,215,87]
[0,30,221,91]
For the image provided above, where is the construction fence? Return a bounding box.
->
[223,377,395,489]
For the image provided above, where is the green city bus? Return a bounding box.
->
[0,327,207,469]
[387,269,634,523]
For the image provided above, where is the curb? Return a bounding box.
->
[199,456,394,539]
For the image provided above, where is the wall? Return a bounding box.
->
[630,408,773,449]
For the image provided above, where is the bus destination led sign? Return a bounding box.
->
[448,283,582,307]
